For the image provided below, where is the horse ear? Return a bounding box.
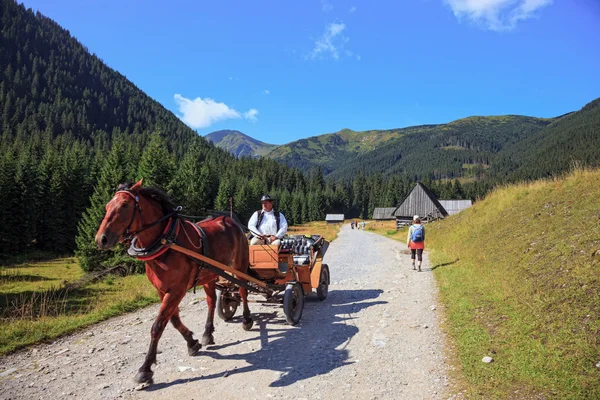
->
[130,179,143,192]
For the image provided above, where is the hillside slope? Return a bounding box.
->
[426,168,600,398]
[205,130,276,157]
[0,0,200,156]
[491,97,600,181]
[266,116,552,179]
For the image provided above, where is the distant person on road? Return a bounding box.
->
[407,215,425,271]
[248,194,288,246]
[362,221,366,230]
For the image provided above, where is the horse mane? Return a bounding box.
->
[117,183,176,214]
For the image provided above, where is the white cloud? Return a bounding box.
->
[322,0,333,12]
[308,22,353,60]
[244,109,259,123]
[349,6,357,13]
[445,0,552,31]
[173,94,258,128]
[263,89,270,95]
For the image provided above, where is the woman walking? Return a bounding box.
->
[407,215,425,271]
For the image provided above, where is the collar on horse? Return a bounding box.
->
[116,189,182,261]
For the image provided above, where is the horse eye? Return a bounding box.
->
[122,203,129,209]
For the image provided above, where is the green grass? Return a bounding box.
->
[426,168,600,398]
[368,169,600,398]
[0,257,158,355]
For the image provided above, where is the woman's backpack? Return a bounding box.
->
[411,225,425,242]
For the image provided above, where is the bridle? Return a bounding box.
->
[114,190,181,242]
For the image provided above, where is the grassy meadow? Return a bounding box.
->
[373,169,600,398]
[0,257,158,356]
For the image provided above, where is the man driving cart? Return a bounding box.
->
[248,194,288,246]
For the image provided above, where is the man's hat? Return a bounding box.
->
[260,194,274,202]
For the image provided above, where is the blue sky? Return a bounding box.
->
[21,0,600,144]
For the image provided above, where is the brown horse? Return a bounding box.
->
[95,180,252,384]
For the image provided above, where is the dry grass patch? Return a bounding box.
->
[0,257,158,356]
[288,220,342,242]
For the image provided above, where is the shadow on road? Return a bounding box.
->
[146,289,386,391]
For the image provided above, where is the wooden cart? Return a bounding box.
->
[217,235,330,325]
[164,234,330,325]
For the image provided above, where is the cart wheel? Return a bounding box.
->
[283,282,304,326]
[216,289,238,321]
[316,264,330,301]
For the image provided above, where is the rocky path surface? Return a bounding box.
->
[0,225,451,400]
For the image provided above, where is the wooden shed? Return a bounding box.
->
[372,207,397,220]
[325,214,344,224]
[393,182,448,228]
[438,200,472,216]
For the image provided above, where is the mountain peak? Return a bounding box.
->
[205,130,276,158]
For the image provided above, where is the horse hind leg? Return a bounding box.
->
[170,310,202,356]
[201,281,216,346]
[239,286,253,331]
[134,290,185,384]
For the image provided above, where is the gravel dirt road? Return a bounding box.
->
[0,224,451,399]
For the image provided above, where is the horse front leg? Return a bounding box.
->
[170,310,202,356]
[239,286,253,330]
[201,281,216,346]
[134,291,185,384]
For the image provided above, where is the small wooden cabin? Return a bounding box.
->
[372,207,397,220]
[393,182,448,229]
[325,214,344,224]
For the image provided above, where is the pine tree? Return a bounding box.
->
[136,132,175,190]
[0,149,19,252]
[75,141,128,271]
[170,141,217,215]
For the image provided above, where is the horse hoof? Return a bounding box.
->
[242,319,254,331]
[188,340,202,356]
[134,370,154,384]
[201,335,215,346]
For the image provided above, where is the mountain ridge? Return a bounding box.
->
[205,130,276,157]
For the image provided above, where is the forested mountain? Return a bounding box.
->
[264,116,554,179]
[490,98,600,181]
[205,130,276,157]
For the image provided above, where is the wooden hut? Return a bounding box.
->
[372,207,397,220]
[393,182,448,228]
[325,214,344,224]
[438,200,472,216]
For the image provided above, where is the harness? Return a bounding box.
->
[115,189,210,292]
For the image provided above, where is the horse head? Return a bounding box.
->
[95,179,144,250]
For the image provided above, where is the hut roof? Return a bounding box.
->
[325,214,345,222]
[393,182,448,219]
[372,207,397,220]
[438,200,472,216]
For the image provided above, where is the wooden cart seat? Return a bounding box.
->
[249,245,291,279]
